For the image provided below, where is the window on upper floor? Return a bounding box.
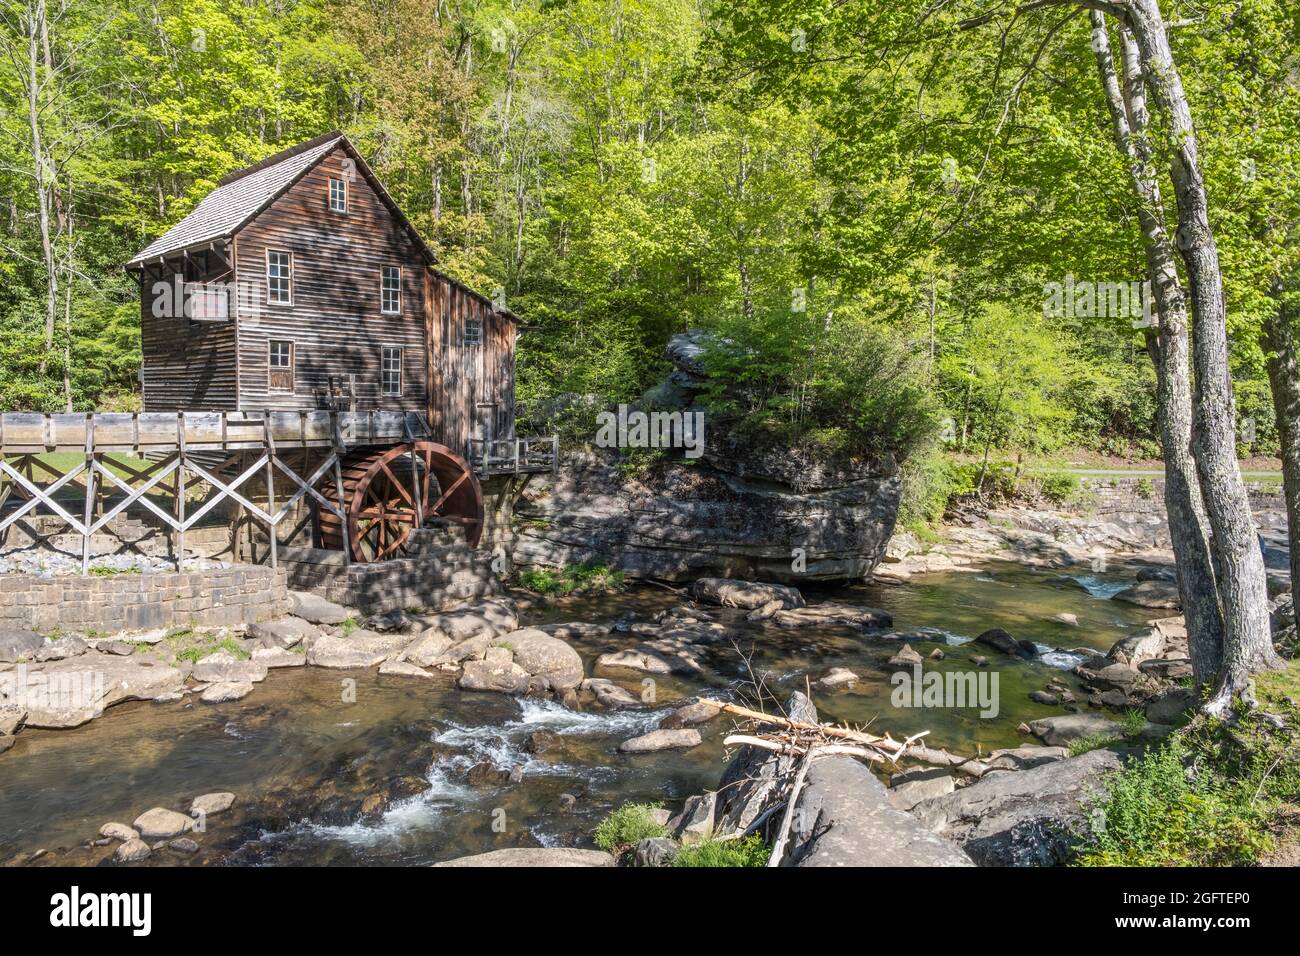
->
[328,177,347,213]
[381,265,401,315]
[266,250,292,305]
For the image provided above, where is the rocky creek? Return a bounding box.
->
[0,557,1171,866]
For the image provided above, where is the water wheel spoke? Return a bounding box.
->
[427,471,469,517]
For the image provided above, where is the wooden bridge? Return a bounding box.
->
[0,411,557,574]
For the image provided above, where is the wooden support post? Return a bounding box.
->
[263,411,277,569]
[175,412,187,572]
[331,412,351,567]
[81,413,96,575]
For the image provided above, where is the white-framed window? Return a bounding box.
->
[266,249,292,305]
[463,316,483,347]
[381,346,402,396]
[268,339,294,393]
[381,265,401,314]
[328,177,347,213]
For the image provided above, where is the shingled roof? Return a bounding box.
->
[126,131,436,267]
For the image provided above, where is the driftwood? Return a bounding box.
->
[705,699,992,778]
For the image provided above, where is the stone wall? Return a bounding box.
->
[0,565,288,632]
[1078,475,1284,517]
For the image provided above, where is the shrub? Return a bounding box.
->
[673,834,769,867]
[516,563,624,596]
[1074,737,1274,867]
[593,803,668,853]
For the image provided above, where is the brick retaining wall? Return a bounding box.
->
[1079,475,1283,516]
[0,565,288,632]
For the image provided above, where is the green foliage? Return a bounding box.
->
[593,803,667,853]
[672,833,769,867]
[1067,733,1122,758]
[1074,736,1275,867]
[516,563,624,597]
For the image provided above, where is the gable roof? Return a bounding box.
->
[126,131,437,268]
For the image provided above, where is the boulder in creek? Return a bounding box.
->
[633,837,680,867]
[287,590,351,625]
[1106,627,1166,666]
[8,654,185,729]
[887,644,924,668]
[817,667,860,689]
[99,822,138,842]
[973,628,1038,659]
[133,807,193,840]
[402,630,455,667]
[772,602,892,629]
[0,706,24,736]
[200,681,254,703]
[251,647,305,668]
[0,629,43,663]
[659,699,719,728]
[595,645,698,676]
[581,677,642,709]
[1139,658,1193,681]
[496,628,584,691]
[378,659,435,679]
[1028,690,1060,706]
[909,748,1123,866]
[247,617,319,650]
[1027,712,1123,746]
[458,658,531,694]
[168,837,200,854]
[617,729,702,753]
[746,599,784,622]
[418,600,519,644]
[113,839,151,863]
[887,768,956,812]
[1075,661,1142,693]
[1053,612,1079,626]
[1112,580,1182,609]
[785,756,973,866]
[433,848,614,867]
[1135,565,1177,583]
[190,792,236,817]
[691,577,804,610]
[192,651,268,684]
[539,621,614,642]
[306,631,409,669]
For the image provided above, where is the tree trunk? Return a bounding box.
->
[1123,0,1281,710]
[25,0,58,377]
[1263,296,1300,632]
[1090,14,1224,683]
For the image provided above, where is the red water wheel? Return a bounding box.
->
[316,442,484,562]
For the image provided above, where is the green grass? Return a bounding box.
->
[592,803,668,854]
[1073,663,1300,866]
[89,565,141,577]
[1068,732,1122,757]
[169,631,249,664]
[672,834,769,867]
[339,616,359,636]
[517,563,624,597]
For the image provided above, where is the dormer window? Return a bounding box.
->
[328,177,347,213]
[381,265,401,314]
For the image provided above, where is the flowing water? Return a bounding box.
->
[0,559,1160,866]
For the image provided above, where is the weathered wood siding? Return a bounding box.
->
[426,272,516,456]
[139,269,238,411]
[233,146,428,412]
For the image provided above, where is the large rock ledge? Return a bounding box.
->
[909,747,1122,866]
[512,331,902,584]
[785,756,975,867]
[512,450,900,583]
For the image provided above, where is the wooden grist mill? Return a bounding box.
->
[0,132,555,579]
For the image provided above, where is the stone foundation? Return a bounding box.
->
[0,565,288,632]
[283,528,503,615]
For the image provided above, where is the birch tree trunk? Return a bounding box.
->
[1263,294,1300,632]
[1089,13,1224,684]
[23,0,58,376]
[1121,0,1282,710]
